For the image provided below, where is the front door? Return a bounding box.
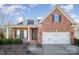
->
[22,30,28,43]
[16,30,25,39]
[16,29,28,42]
[16,30,20,39]
[24,30,28,39]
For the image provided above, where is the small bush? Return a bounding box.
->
[12,39,22,44]
[0,39,3,45]
[3,39,12,45]
[0,32,5,39]
[0,38,22,45]
[74,38,79,46]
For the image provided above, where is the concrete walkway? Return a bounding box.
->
[28,44,79,55]
[0,44,78,55]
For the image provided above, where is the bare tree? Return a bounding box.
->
[0,13,4,28]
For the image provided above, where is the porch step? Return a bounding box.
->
[28,45,42,54]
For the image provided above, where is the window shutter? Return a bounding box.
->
[52,15,54,22]
[32,29,33,40]
[59,15,61,22]
[15,30,16,38]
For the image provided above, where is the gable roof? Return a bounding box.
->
[16,19,40,25]
[39,5,76,24]
[17,22,24,25]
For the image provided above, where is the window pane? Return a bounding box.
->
[16,30,20,39]
[54,14,60,22]
[27,20,34,25]
[20,30,24,39]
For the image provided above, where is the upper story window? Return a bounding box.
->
[52,14,61,23]
[27,20,34,25]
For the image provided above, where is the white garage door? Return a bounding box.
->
[42,32,70,44]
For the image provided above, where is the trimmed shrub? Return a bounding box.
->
[3,39,12,45]
[12,39,22,44]
[74,38,79,46]
[0,38,22,45]
[0,39,3,45]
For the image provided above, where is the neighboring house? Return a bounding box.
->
[5,5,75,45]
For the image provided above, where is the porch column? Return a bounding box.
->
[28,27,30,42]
[6,27,9,39]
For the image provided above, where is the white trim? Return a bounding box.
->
[6,27,9,39]
[39,5,75,24]
[28,27,30,42]
[16,30,20,39]
[42,32,70,44]
[24,30,28,38]
[6,25,38,28]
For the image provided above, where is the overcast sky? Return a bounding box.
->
[0,4,79,25]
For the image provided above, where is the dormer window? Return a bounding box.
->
[52,14,61,23]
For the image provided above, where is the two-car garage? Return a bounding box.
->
[42,32,70,44]
[38,5,75,45]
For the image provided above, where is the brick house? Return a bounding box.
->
[5,5,75,45]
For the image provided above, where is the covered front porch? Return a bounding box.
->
[6,25,38,44]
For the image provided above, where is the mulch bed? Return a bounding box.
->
[0,44,34,55]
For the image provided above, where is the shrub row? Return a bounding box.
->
[74,38,79,46]
[0,38,22,45]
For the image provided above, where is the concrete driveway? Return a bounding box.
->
[28,44,79,55]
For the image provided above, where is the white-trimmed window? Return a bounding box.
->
[52,14,61,23]
[16,30,20,39]
[24,30,27,38]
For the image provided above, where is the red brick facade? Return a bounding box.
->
[9,6,75,45]
[11,27,38,45]
[38,8,74,45]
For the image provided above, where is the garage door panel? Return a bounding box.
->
[43,32,70,44]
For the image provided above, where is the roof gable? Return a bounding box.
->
[39,5,75,24]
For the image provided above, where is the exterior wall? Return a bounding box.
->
[6,8,75,45]
[11,28,28,39]
[38,25,42,44]
[30,28,38,45]
[11,27,38,45]
[11,28,16,39]
[38,8,74,45]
